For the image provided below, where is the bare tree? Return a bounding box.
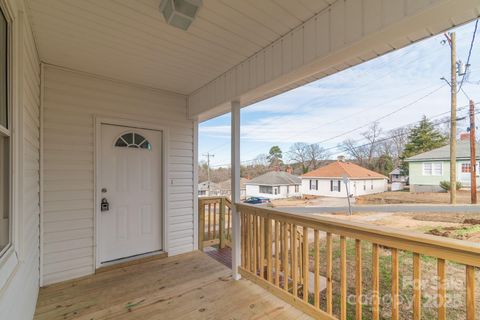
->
[288,142,329,173]
[383,127,409,166]
[306,143,329,170]
[288,142,309,173]
[340,122,382,169]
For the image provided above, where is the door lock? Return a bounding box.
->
[101,198,110,212]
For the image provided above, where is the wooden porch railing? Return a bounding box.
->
[198,197,232,250]
[237,203,479,320]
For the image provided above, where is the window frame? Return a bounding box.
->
[331,180,341,192]
[0,0,19,290]
[310,179,318,190]
[422,162,433,176]
[0,2,11,260]
[259,185,273,194]
[461,163,471,173]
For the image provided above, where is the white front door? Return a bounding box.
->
[99,124,163,264]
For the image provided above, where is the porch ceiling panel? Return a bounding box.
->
[189,0,480,121]
[26,0,333,95]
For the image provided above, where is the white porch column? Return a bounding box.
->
[231,100,241,280]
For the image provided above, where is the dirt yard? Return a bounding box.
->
[356,190,478,204]
[314,211,480,242]
[307,211,480,319]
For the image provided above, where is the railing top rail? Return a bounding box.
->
[199,196,229,201]
[236,203,480,267]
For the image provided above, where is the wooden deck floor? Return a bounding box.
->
[34,251,312,320]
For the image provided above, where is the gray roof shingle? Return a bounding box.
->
[246,171,301,185]
[406,140,480,161]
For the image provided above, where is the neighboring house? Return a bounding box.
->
[217,178,249,199]
[389,168,408,183]
[406,139,480,192]
[198,181,221,197]
[302,160,388,197]
[198,178,249,198]
[245,171,301,199]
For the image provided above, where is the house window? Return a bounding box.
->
[462,163,471,173]
[423,162,442,176]
[423,163,432,175]
[0,8,9,255]
[330,180,341,192]
[114,132,151,150]
[371,180,373,190]
[295,185,299,193]
[363,181,366,191]
[259,185,273,194]
[310,179,318,190]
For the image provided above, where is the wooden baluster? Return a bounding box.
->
[213,202,217,240]
[275,221,281,286]
[283,222,289,292]
[355,239,362,320]
[240,212,247,268]
[266,218,272,282]
[437,259,446,320]
[219,200,226,249]
[372,244,380,320]
[291,224,298,297]
[259,217,265,279]
[413,253,421,320]
[208,203,211,240]
[391,248,399,320]
[227,207,231,240]
[303,227,309,303]
[340,236,347,320]
[326,232,333,315]
[466,265,476,320]
[246,213,251,272]
[253,215,258,275]
[314,229,320,309]
[198,202,205,251]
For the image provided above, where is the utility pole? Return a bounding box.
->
[469,100,477,204]
[446,32,457,204]
[202,152,214,196]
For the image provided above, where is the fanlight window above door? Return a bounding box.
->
[114,132,151,150]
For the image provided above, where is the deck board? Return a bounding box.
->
[34,251,312,320]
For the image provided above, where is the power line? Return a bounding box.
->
[207,102,480,168]
[458,19,478,93]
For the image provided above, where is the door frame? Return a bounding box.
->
[94,116,169,268]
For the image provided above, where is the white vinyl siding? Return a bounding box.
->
[0,8,41,320]
[303,178,387,197]
[42,66,192,285]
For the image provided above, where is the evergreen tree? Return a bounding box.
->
[400,116,447,174]
[267,146,283,167]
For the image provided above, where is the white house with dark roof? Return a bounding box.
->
[245,171,301,199]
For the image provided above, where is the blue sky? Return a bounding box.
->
[199,21,480,168]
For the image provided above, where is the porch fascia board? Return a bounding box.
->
[188,0,480,121]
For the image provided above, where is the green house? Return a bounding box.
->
[406,140,480,192]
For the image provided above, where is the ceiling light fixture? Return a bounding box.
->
[159,0,202,31]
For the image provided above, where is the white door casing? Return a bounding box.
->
[98,124,163,264]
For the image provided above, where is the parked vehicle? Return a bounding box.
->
[243,197,271,204]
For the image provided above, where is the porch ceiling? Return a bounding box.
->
[26,0,334,95]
